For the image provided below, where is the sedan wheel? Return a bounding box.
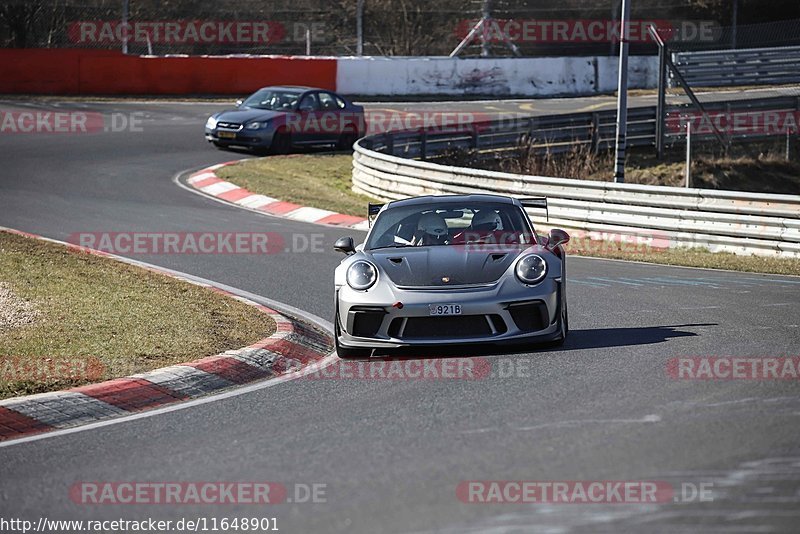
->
[269,129,291,155]
[337,129,358,151]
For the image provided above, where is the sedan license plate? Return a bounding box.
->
[217,131,237,139]
[429,303,462,316]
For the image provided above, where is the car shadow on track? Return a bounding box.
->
[363,323,714,360]
[557,323,713,351]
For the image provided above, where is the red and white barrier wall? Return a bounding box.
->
[0,49,656,96]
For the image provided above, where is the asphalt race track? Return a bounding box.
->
[1,96,799,533]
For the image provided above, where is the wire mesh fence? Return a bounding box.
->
[2,0,800,57]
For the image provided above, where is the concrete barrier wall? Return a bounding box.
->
[0,50,656,96]
[336,56,658,96]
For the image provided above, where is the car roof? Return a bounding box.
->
[385,194,520,209]
[257,85,325,93]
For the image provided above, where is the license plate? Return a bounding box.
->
[217,131,236,139]
[429,304,462,316]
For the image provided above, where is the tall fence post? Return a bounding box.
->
[685,122,692,188]
[356,0,364,56]
[121,0,129,55]
[613,0,631,182]
[787,128,791,162]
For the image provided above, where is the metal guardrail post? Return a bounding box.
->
[419,129,427,160]
[471,125,479,149]
[591,113,600,153]
[385,133,394,155]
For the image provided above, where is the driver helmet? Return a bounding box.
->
[471,210,501,231]
[417,212,449,245]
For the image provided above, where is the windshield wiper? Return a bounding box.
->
[368,244,415,251]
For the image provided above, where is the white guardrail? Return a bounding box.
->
[352,143,800,258]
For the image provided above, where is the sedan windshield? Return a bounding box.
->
[242,89,302,111]
[366,202,535,250]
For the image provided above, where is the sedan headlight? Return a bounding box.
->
[515,254,547,285]
[245,120,270,130]
[205,116,217,129]
[347,261,377,290]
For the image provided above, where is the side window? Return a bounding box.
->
[318,92,342,110]
[298,94,319,112]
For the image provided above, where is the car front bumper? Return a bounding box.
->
[336,276,562,349]
[205,126,275,148]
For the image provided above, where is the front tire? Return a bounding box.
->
[551,284,569,347]
[269,129,291,155]
[337,129,358,151]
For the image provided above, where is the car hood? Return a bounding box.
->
[369,246,529,287]
[214,108,286,123]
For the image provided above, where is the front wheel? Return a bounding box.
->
[337,129,358,151]
[551,286,569,347]
[269,129,291,155]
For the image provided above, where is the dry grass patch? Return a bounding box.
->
[0,231,275,399]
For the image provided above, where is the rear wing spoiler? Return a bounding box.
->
[368,203,384,226]
[519,197,548,222]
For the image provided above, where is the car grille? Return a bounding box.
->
[389,315,506,340]
[216,122,242,130]
[350,307,387,338]
[507,300,549,332]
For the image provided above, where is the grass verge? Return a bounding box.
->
[218,154,800,276]
[0,231,276,400]
[216,153,371,217]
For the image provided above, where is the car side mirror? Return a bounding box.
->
[547,229,570,250]
[334,236,356,255]
[235,99,243,108]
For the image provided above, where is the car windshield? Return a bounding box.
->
[366,201,535,250]
[242,89,302,111]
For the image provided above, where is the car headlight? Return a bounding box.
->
[245,120,270,130]
[205,116,217,129]
[346,260,377,290]
[515,254,547,284]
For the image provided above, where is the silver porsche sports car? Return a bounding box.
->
[333,194,571,358]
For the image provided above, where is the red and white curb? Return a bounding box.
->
[186,161,370,231]
[0,228,333,442]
